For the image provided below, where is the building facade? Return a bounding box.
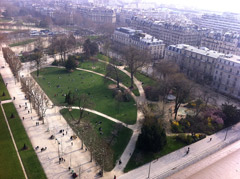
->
[78,7,116,24]
[165,44,240,99]
[112,27,165,59]
[213,55,240,99]
[165,44,221,83]
[199,14,240,32]
[129,16,203,47]
[200,31,240,56]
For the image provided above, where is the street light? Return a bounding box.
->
[55,138,60,158]
[148,161,152,178]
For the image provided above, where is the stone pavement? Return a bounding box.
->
[0,49,99,179]
[119,123,240,179]
[168,139,240,179]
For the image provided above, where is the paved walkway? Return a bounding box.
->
[168,139,240,179]
[61,106,132,130]
[0,49,98,179]
[119,123,240,179]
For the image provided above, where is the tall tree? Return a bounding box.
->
[33,38,44,77]
[65,56,78,72]
[74,93,94,124]
[105,58,121,88]
[124,46,150,88]
[222,103,240,127]
[173,74,193,119]
[83,39,99,58]
[137,115,167,153]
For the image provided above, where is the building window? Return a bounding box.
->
[216,70,218,74]
[237,71,239,75]
[225,87,228,91]
[230,68,232,72]
[228,75,231,78]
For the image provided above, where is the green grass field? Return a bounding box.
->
[0,106,25,179]
[3,103,46,179]
[0,74,11,101]
[134,71,157,87]
[9,39,37,47]
[79,60,140,96]
[124,137,187,172]
[96,53,110,62]
[33,67,137,124]
[60,108,132,165]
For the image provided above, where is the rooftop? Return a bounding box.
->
[115,27,163,45]
[169,44,223,59]
[219,54,240,64]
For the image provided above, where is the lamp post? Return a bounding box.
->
[56,138,60,158]
[148,161,152,178]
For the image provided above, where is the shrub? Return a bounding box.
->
[175,134,193,145]
[144,86,159,101]
[51,60,59,66]
[137,118,167,153]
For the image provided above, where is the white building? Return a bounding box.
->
[112,27,165,59]
[213,54,240,99]
[165,44,240,99]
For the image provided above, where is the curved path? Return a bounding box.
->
[55,63,146,177]
[61,106,133,130]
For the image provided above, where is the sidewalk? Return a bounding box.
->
[0,50,98,179]
[119,123,240,179]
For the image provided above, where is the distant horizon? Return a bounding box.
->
[142,0,240,14]
[113,0,240,14]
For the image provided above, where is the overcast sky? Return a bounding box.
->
[146,0,240,13]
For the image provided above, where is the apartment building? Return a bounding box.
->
[165,44,240,99]
[165,44,221,83]
[213,55,240,99]
[129,16,203,47]
[112,27,165,59]
[199,14,240,32]
[201,31,240,56]
[78,7,116,24]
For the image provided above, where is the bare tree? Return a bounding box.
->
[2,47,22,82]
[173,74,194,120]
[105,59,121,88]
[32,38,45,77]
[123,46,150,88]
[74,93,94,125]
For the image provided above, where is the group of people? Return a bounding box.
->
[59,157,65,164]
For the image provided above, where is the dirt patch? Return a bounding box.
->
[108,84,117,89]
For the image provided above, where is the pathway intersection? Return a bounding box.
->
[1,45,240,179]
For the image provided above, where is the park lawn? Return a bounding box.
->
[79,60,140,96]
[87,35,101,40]
[0,74,11,100]
[124,136,187,172]
[0,106,25,179]
[33,67,137,124]
[3,103,47,179]
[96,53,110,62]
[60,108,132,165]
[9,39,37,47]
[134,71,157,87]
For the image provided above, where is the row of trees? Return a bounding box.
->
[2,47,22,82]
[65,91,114,174]
[20,77,49,123]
